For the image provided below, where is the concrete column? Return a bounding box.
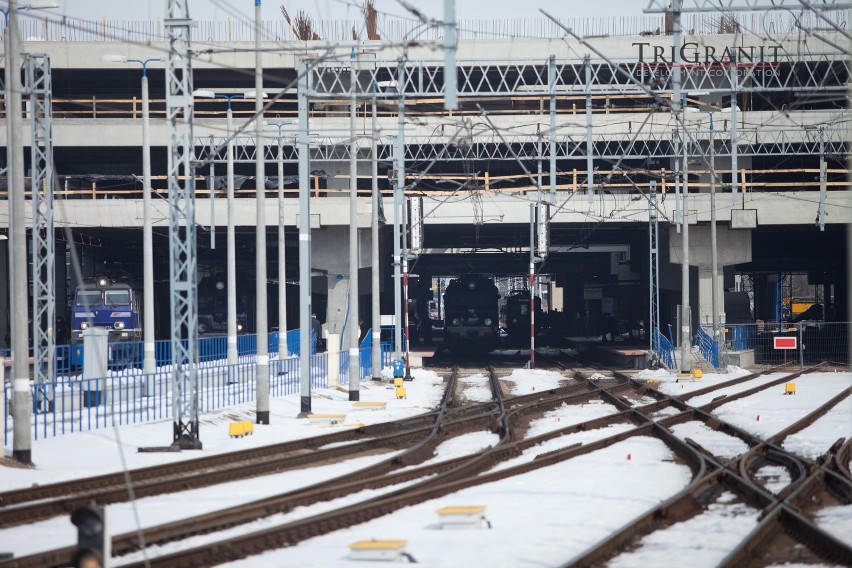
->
[697,266,726,327]
[311,225,372,353]
[670,225,752,330]
[0,240,9,349]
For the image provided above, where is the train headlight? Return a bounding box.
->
[237,323,244,332]
[80,322,89,330]
[452,318,461,326]
[114,321,125,330]
[97,277,108,287]
[483,318,493,326]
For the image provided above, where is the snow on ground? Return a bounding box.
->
[650,406,682,419]
[637,366,752,397]
[815,505,852,546]
[754,465,792,495]
[225,437,692,568]
[504,368,568,395]
[686,372,793,407]
[114,478,429,566]
[0,452,403,559]
[0,369,447,492]
[490,423,636,473]
[668,421,749,459]
[609,492,760,568]
[712,372,852,440]
[415,431,501,467]
[783,393,852,460]
[4,362,847,566]
[524,401,620,439]
[458,373,493,403]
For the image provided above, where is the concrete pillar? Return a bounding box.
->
[311,225,372,352]
[0,239,9,349]
[670,224,752,330]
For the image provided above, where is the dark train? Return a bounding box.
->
[443,274,499,352]
[197,275,250,335]
[504,290,542,345]
[70,272,143,366]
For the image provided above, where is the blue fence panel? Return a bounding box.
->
[695,326,719,368]
[5,327,340,446]
[652,329,676,369]
[237,334,256,358]
[285,330,317,357]
[311,352,328,389]
[728,324,756,351]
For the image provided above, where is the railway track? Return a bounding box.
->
[2,364,588,567]
[534,356,852,567]
[4,360,847,567]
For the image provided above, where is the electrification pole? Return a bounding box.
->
[370,94,381,380]
[297,60,312,414]
[226,105,238,365]
[278,134,288,357]
[348,54,361,399]
[165,0,201,449]
[8,0,32,464]
[255,0,270,424]
[709,113,720,360]
[393,59,405,362]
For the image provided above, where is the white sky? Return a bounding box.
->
[55,0,647,22]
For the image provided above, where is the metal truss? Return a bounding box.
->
[25,54,55,388]
[644,0,851,12]
[165,1,201,449]
[198,125,846,164]
[306,51,849,99]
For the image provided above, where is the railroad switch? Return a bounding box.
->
[784,382,796,395]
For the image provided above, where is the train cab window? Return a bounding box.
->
[105,290,131,306]
[76,290,101,307]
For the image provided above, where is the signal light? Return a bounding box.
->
[71,503,108,568]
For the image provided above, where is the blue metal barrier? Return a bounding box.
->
[695,326,719,368]
[652,329,676,369]
[728,324,756,351]
[3,328,342,446]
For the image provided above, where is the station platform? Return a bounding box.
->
[564,337,649,369]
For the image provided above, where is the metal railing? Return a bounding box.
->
[697,321,849,368]
[4,330,394,444]
[652,328,676,370]
[695,325,720,368]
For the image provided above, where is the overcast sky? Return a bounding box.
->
[55,0,647,22]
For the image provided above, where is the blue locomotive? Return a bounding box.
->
[443,274,499,353]
[70,273,143,366]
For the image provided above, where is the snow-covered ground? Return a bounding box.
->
[686,372,793,407]
[815,505,852,547]
[503,368,568,394]
[783,392,852,460]
[638,366,752,397]
[711,372,852,440]
[416,431,501,467]
[608,492,761,568]
[668,421,749,459]
[457,373,493,403]
[1,368,446,492]
[2,366,849,567]
[224,437,692,568]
